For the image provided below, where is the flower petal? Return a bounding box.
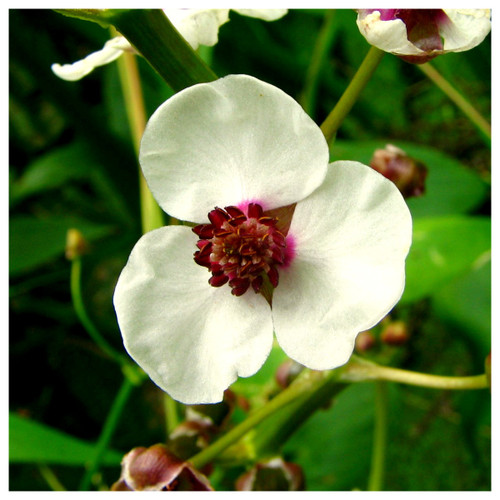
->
[113,225,273,404]
[272,161,412,370]
[441,9,491,52]
[139,74,329,223]
[164,9,230,50]
[356,11,425,56]
[51,36,132,81]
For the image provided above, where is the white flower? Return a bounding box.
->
[356,9,491,63]
[113,74,412,404]
[51,9,287,81]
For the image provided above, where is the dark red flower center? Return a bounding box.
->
[192,203,287,297]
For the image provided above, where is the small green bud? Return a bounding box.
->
[65,228,88,261]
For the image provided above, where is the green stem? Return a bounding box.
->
[189,368,343,469]
[70,257,127,366]
[343,355,489,390]
[418,62,491,147]
[300,9,337,115]
[38,465,66,491]
[367,381,388,491]
[164,393,181,435]
[79,376,136,491]
[116,44,164,233]
[320,45,385,144]
[111,9,217,92]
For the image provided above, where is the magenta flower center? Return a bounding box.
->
[192,203,287,297]
[375,9,449,52]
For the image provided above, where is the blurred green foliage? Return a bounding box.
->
[9,9,490,491]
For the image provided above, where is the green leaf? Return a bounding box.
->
[10,143,92,205]
[401,216,490,304]
[282,383,398,491]
[9,413,123,465]
[330,140,488,217]
[9,215,114,276]
[431,255,491,358]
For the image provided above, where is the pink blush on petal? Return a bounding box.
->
[237,199,267,214]
[282,234,296,268]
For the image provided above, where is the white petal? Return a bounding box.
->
[113,225,273,404]
[232,9,288,21]
[164,9,230,50]
[356,11,425,56]
[51,36,132,81]
[140,74,328,223]
[272,161,412,370]
[441,9,491,52]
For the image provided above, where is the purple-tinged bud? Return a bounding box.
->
[356,9,491,64]
[236,457,304,491]
[355,330,377,353]
[380,320,409,346]
[370,144,427,199]
[167,420,213,461]
[111,444,213,491]
[275,359,304,389]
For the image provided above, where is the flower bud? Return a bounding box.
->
[65,228,88,260]
[380,320,409,346]
[357,9,491,64]
[370,144,427,198]
[355,329,376,353]
[236,457,304,491]
[167,420,213,461]
[111,444,212,491]
[187,389,236,427]
[275,359,304,389]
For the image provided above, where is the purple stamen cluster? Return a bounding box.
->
[193,203,286,296]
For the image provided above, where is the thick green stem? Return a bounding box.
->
[164,393,181,435]
[190,368,344,469]
[79,376,136,490]
[418,62,491,147]
[111,9,217,91]
[116,46,164,233]
[320,45,385,143]
[343,355,489,390]
[367,381,388,491]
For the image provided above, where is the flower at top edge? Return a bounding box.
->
[113,74,413,404]
[51,8,288,81]
[356,9,491,64]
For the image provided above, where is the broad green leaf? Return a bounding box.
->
[282,383,399,491]
[431,255,491,357]
[330,140,489,217]
[9,413,123,465]
[10,143,91,205]
[401,216,490,304]
[9,215,114,276]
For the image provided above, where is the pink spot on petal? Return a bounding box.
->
[282,234,296,268]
